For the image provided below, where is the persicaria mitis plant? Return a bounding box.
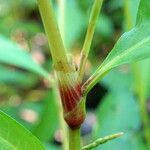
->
[37,0,150,149]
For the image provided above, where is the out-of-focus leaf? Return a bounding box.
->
[108,0,124,10]
[96,91,140,133]
[101,67,133,92]
[126,0,140,27]
[0,110,44,150]
[0,65,38,87]
[10,21,42,36]
[96,14,114,38]
[0,0,13,16]
[1,101,43,131]
[45,143,60,150]
[0,35,49,79]
[0,18,41,36]
[64,0,86,48]
[95,90,141,150]
[33,89,58,142]
[20,0,36,9]
[77,0,92,12]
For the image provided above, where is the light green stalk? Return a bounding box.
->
[37,1,82,150]
[37,0,69,67]
[132,64,150,144]
[58,0,66,43]
[82,132,123,150]
[78,0,104,82]
[69,127,81,150]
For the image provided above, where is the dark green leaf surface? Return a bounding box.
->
[0,110,44,150]
[0,35,49,79]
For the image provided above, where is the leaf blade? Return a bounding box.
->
[83,0,150,93]
[0,35,49,79]
[0,110,45,150]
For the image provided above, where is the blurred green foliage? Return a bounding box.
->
[0,0,150,150]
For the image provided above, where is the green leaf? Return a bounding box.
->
[45,143,60,150]
[0,65,38,87]
[84,0,150,93]
[0,110,44,150]
[96,91,140,133]
[95,91,142,150]
[0,35,49,79]
[64,0,86,48]
[96,14,114,38]
[137,0,150,24]
[101,68,133,92]
[33,90,58,142]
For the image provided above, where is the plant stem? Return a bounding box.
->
[82,132,123,150]
[78,0,104,82]
[37,0,69,66]
[57,1,68,150]
[124,0,133,30]
[68,127,81,150]
[58,0,66,43]
[132,63,150,145]
[82,66,108,96]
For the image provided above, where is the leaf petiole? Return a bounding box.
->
[78,0,104,83]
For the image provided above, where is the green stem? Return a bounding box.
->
[82,67,109,96]
[57,1,68,150]
[82,132,123,150]
[58,0,66,43]
[132,63,150,145]
[68,127,81,150]
[78,0,104,82]
[37,0,69,65]
[124,0,133,30]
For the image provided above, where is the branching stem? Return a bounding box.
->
[78,0,104,82]
[37,0,68,66]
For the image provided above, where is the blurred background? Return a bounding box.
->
[0,0,150,149]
